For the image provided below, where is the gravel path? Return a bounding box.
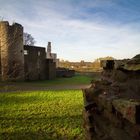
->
[0,83,91,92]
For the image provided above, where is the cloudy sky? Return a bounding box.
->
[0,0,140,61]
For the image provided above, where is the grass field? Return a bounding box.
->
[33,75,93,85]
[0,74,94,92]
[0,90,84,140]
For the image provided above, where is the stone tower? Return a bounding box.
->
[0,21,24,81]
[46,42,52,58]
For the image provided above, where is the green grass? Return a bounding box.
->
[0,75,93,91]
[28,75,93,86]
[0,90,84,140]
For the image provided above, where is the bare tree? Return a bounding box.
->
[23,32,36,46]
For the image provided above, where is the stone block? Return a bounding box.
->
[112,99,140,124]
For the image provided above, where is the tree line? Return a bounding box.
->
[59,57,114,72]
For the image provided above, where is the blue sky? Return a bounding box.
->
[0,0,140,61]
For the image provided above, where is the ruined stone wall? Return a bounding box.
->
[56,68,75,77]
[0,21,24,81]
[24,45,47,80]
[46,59,56,80]
[83,55,140,140]
[0,21,57,81]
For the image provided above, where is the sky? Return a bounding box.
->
[0,0,140,61]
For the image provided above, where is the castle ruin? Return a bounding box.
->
[0,21,56,81]
[0,21,24,81]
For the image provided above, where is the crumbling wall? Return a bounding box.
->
[83,55,140,140]
[46,59,56,80]
[56,67,75,77]
[24,45,47,80]
[0,21,57,81]
[24,46,57,81]
[0,21,24,81]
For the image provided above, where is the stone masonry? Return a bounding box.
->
[0,21,56,81]
[0,21,24,81]
[24,45,56,80]
[83,55,140,140]
[24,45,47,80]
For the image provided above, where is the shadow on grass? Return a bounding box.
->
[1,131,83,140]
[0,94,41,105]
[0,115,84,140]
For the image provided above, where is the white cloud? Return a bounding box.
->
[0,0,140,61]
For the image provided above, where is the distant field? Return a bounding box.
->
[0,90,84,140]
